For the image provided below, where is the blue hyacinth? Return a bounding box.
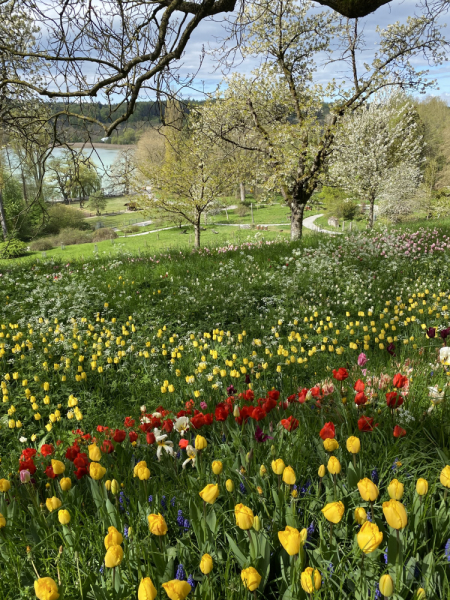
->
[148,495,153,503]
[371,469,379,484]
[307,521,315,537]
[187,574,195,589]
[123,524,129,539]
[175,564,186,580]
[161,495,167,510]
[177,509,184,527]
[445,539,450,562]
[383,547,388,564]
[183,518,190,531]
[239,482,247,494]
[171,496,176,507]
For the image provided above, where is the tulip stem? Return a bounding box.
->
[333,474,337,500]
[353,454,356,469]
[445,489,448,501]
[370,501,374,521]
[112,567,115,591]
[76,552,84,599]
[30,558,40,579]
[330,523,333,545]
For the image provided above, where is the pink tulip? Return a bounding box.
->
[357,353,368,367]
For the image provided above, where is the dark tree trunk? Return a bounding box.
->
[0,189,8,240]
[290,201,305,241]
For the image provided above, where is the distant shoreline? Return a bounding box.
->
[53,142,136,150]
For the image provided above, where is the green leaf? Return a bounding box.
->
[225,533,247,568]
[206,508,217,534]
[347,462,359,488]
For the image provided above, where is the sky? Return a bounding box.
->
[171,0,450,102]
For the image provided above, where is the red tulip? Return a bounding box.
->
[354,379,365,392]
[393,425,406,438]
[386,392,404,408]
[319,422,335,440]
[280,416,299,432]
[355,392,368,406]
[332,367,349,381]
[392,374,408,389]
[358,416,375,432]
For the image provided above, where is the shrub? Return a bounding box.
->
[122,226,140,234]
[29,239,55,252]
[92,228,118,242]
[0,238,28,258]
[236,204,249,217]
[56,228,93,246]
[43,204,90,235]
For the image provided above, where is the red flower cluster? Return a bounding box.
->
[332,368,349,381]
[319,422,335,440]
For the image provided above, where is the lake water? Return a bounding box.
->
[50,147,122,177]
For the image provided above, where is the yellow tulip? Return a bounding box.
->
[321,501,345,523]
[111,479,120,495]
[148,513,168,536]
[226,479,235,492]
[440,465,450,488]
[327,456,341,475]
[318,465,326,478]
[357,478,379,502]
[105,480,111,491]
[195,435,207,450]
[34,577,60,600]
[212,460,223,475]
[45,496,62,512]
[260,464,267,476]
[104,526,123,549]
[417,588,426,599]
[357,521,383,554]
[282,466,296,485]
[199,483,219,504]
[271,458,285,475]
[234,503,254,530]
[323,438,339,452]
[278,525,307,556]
[241,567,261,592]
[138,577,157,600]
[354,507,367,525]
[59,477,72,492]
[104,545,124,568]
[0,513,5,528]
[88,444,102,462]
[346,436,361,454]
[387,479,404,500]
[57,510,71,525]
[300,567,322,593]
[382,499,408,529]
[379,574,394,597]
[89,462,106,481]
[51,460,65,476]
[162,580,191,600]
[416,478,429,496]
[253,515,261,531]
[200,553,213,574]
[0,479,11,492]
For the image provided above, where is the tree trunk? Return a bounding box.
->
[368,198,375,228]
[0,189,8,240]
[240,183,245,203]
[194,220,201,248]
[290,201,305,241]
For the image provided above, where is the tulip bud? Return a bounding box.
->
[60,477,72,492]
[111,479,120,495]
[212,460,223,475]
[269,421,273,433]
[105,479,112,491]
[318,465,326,478]
[417,588,426,599]
[260,465,267,477]
[270,444,276,457]
[253,515,261,531]
[282,466,296,485]
[327,456,341,475]
[440,465,450,488]
[387,479,404,500]
[195,435,207,451]
[20,470,31,484]
[416,478,428,496]
[354,507,367,525]
[226,479,235,492]
[271,458,285,475]
[200,553,213,575]
[233,405,240,418]
[346,436,361,454]
[323,438,339,452]
[246,449,253,464]
[58,509,71,525]
[379,574,394,597]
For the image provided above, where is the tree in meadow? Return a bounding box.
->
[329,90,424,226]
[200,0,445,239]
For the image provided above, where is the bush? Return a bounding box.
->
[92,228,118,242]
[0,238,28,258]
[122,226,140,234]
[43,204,90,235]
[56,228,93,246]
[29,239,55,252]
[236,204,249,217]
